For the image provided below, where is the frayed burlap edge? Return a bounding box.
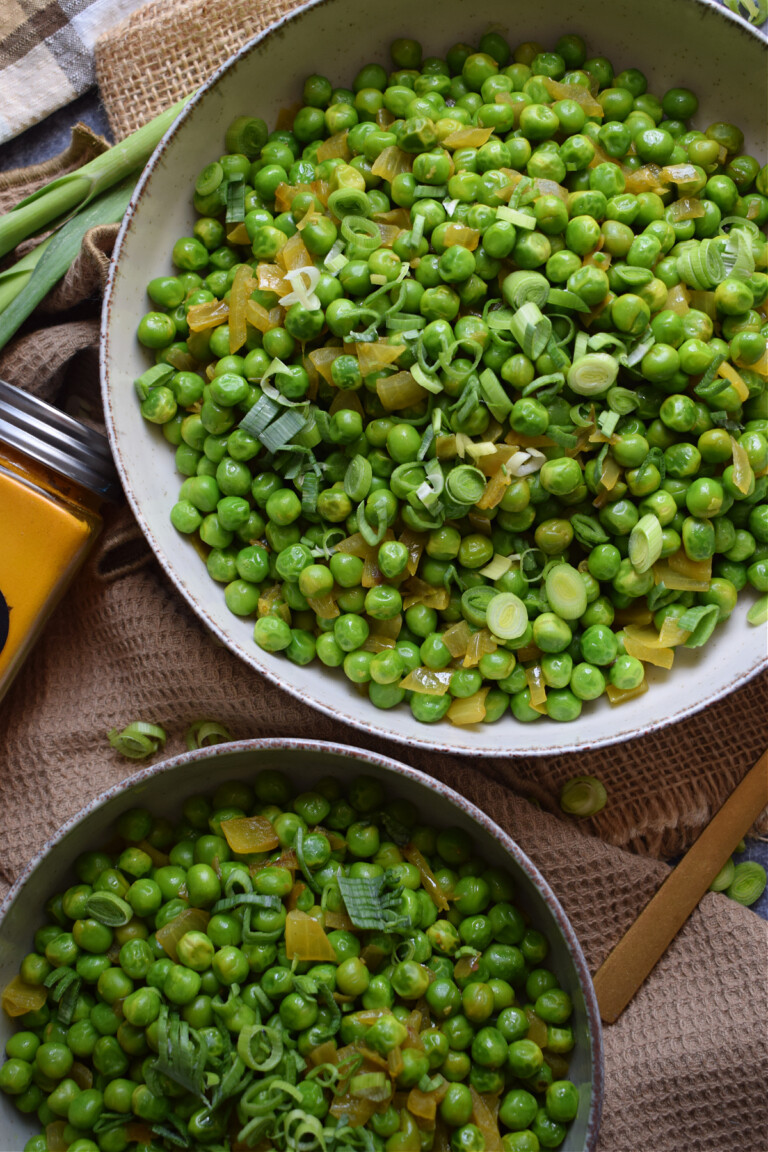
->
[95,0,304,139]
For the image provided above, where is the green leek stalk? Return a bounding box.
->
[0,177,136,352]
[0,96,192,261]
[0,236,54,312]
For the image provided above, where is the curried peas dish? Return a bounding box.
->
[1,771,584,1152]
[133,31,768,727]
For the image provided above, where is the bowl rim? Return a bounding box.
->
[0,737,604,1148]
[100,0,768,759]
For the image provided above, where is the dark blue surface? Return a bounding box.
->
[0,63,766,925]
[0,89,112,174]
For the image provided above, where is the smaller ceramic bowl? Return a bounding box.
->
[0,739,603,1149]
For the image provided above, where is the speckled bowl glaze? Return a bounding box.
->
[0,739,603,1149]
[101,0,768,756]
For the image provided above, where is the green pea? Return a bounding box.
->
[500,1087,539,1132]
[439,1082,473,1128]
[507,1038,544,1079]
[530,1106,567,1149]
[0,1059,33,1096]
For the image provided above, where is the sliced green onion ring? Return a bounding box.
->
[185,720,232,751]
[411,362,444,393]
[521,372,564,398]
[496,205,536,229]
[573,330,589,361]
[502,270,549,310]
[544,563,588,620]
[747,595,768,626]
[678,604,720,648]
[108,721,167,760]
[628,514,663,573]
[259,409,307,454]
[225,116,268,158]
[356,498,389,546]
[479,368,513,420]
[226,176,246,225]
[567,353,618,396]
[708,857,736,892]
[340,214,381,252]
[239,393,280,437]
[607,386,638,415]
[598,409,619,438]
[486,592,528,640]
[343,455,373,503]
[195,162,223,197]
[84,892,134,926]
[237,1025,285,1072]
[726,861,767,907]
[327,187,370,218]
[509,301,552,360]
[587,332,627,355]
[560,776,608,818]
[569,402,594,428]
[547,288,590,313]
[300,470,319,516]
[446,464,486,505]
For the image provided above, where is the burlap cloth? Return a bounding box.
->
[0,2,767,1148]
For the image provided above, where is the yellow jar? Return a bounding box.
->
[0,381,119,703]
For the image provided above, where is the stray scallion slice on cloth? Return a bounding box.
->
[185,719,232,750]
[708,858,736,892]
[107,720,167,759]
[726,861,767,907]
[559,776,608,818]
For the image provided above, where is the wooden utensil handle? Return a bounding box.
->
[593,748,768,1024]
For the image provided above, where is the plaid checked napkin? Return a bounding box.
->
[0,0,148,144]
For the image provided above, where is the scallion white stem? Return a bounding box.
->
[0,235,54,311]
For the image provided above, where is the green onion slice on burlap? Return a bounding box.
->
[559,776,608,817]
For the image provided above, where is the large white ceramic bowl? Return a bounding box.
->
[101,0,768,756]
[0,739,603,1149]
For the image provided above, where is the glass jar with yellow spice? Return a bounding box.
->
[0,380,120,704]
